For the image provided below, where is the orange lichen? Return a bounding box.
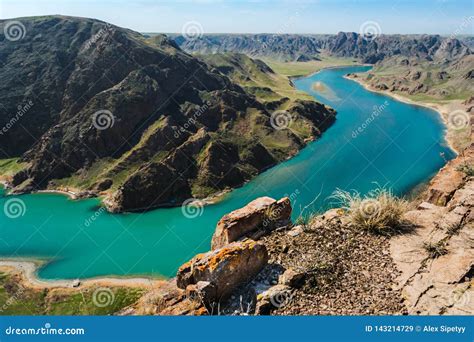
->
[193,240,258,272]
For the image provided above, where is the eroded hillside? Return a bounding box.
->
[0,16,335,212]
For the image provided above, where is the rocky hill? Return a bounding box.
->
[0,16,335,212]
[461,36,474,50]
[173,32,471,63]
[348,54,474,101]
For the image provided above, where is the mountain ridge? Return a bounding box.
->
[0,16,336,212]
[170,32,472,63]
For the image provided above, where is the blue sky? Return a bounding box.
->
[0,0,473,34]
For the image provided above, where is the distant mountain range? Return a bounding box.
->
[170,32,472,63]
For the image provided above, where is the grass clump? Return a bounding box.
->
[446,221,464,236]
[332,187,409,234]
[456,163,474,177]
[295,214,311,228]
[423,241,448,259]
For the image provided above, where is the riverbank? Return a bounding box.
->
[0,260,165,290]
[287,63,371,84]
[36,189,79,199]
[266,55,362,78]
[0,180,81,200]
[345,74,466,155]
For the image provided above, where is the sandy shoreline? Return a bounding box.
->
[1,180,78,198]
[0,260,165,290]
[344,74,461,155]
[36,189,78,199]
[289,63,371,81]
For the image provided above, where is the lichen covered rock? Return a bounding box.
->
[176,239,268,303]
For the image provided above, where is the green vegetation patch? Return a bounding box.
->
[0,158,28,179]
[265,55,359,78]
[0,271,145,315]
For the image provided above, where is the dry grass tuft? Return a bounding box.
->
[332,187,410,234]
[423,241,448,259]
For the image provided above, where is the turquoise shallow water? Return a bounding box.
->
[0,66,455,280]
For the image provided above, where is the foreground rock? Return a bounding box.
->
[427,146,473,206]
[211,197,291,249]
[176,239,268,306]
[391,144,474,314]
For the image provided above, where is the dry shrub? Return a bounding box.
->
[332,187,409,234]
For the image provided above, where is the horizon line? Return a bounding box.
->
[0,14,472,36]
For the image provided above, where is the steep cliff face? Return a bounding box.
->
[0,16,335,212]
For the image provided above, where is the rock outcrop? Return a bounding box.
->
[391,144,474,314]
[211,197,291,249]
[427,147,473,206]
[176,239,269,305]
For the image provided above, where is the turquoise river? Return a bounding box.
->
[0,66,455,280]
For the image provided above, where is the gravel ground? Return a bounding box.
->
[258,212,407,315]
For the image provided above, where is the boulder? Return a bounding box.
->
[391,146,474,314]
[426,159,466,207]
[287,225,304,237]
[211,197,292,249]
[278,269,306,288]
[176,240,268,303]
[185,281,217,310]
[255,285,293,315]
